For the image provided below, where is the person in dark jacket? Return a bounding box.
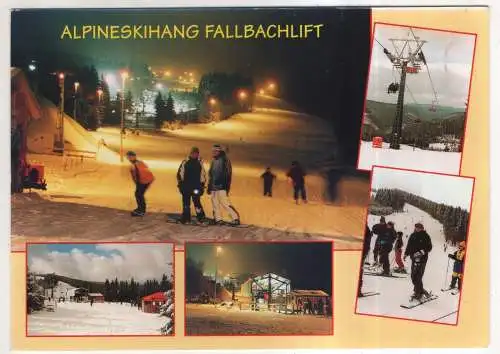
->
[260,167,276,197]
[378,221,397,275]
[447,241,466,291]
[208,144,240,225]
[176,147,207,223]
[286,161,307,204]
[358,225,373,297]
[394,231,407,273]
[404,223,433,300]
[371,216,387,266]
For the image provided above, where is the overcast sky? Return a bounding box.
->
[28,243,173,282]
[371,167,474,210]
[367,24,475,108]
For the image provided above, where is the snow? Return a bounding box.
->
[28,301,165,335]
[356,204,460,324]
[186,304,332,335]
[357,141,461,174]
[13,95,369,250]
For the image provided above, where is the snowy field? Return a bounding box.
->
[357,204,460,324]
[28,301,166,335]
[12,95,368,250]
[185,304,332,335]
[357,141,461,174]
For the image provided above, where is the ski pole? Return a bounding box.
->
[443,257,451,290]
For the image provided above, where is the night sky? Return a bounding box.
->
[11,8,371,165]
[186,242,333,292]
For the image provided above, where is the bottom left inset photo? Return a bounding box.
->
[26,242,174,336]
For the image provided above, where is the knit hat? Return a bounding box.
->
[415,223,424,229]
[126,151,136,157]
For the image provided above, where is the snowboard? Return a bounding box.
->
[363,271,407,279]
[358,291,380,298]
[400,294,439,309]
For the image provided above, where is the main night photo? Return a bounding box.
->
[11,8,370,249]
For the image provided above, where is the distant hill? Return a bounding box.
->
[365,100,465,133]
[37,273,105,293]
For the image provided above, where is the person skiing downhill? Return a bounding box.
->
[447,241,466,291]
[260,167,276,197]
[378,221,397,275]
[394,231,407,273]
[404,223,433,301]
[286,161,307,204]
[371,216,387,266]
[176,147,207,224]
[126,151,155,216]
[208,144,240,225]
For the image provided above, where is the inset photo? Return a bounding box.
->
[357,23,476,174]
[185,242,333,335]
[356,167,474,324]
[26,242,174,336]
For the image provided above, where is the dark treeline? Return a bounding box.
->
[374,188,470,243]
[103,274,173,303]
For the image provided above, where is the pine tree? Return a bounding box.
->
[165,93,175,122]
[154,92,166,129]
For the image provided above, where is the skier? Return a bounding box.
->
[358,225,372,297]
[371,216,387,266]
[286,161,307,204]
[126,151,155,216]
[394,231,407,273]
[378,221,397,275]
[260,167,276,197]
[404,223,433,301]
[447,241,466,291]
[90,298,94,307]
[208,144,240,225]
[176,147,207,224]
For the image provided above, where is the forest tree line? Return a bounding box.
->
[103,274,173,303]
[373,188,470,243]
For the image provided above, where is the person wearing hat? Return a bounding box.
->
[404,223,433,301]
[371,216,387,266]
[378,221,397,275]
[207,144,240,225]
[126,151,155,216]
[447,241,466,291]
[176,147,207,224]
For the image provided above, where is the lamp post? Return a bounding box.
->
[73,81,80,121]
[54,72,65,153]
[120,71,129,162]
[214,246,223,305]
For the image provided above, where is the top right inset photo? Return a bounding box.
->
[357,23,476,174]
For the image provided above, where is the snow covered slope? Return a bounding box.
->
[357,204,460,324]
[357,141,461,174]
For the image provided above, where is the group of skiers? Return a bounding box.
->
[125,145,308,223]
[359,216,467,303]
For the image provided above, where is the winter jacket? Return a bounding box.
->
[379,228,397,251]
[208,152,232,192]
[130,160,155,185]
[372,223,387,236]
[362,226,372,258]
[177,157,207,192]
[286,165,306,186]
[261,171,276,186]
[404,230,433,261]
[449,249,465,275]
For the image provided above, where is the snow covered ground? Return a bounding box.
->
[357,204,461,324]
[357,141,461,174]
[28,301,166,335]
[12,95,369,250]
[186,304,332,335]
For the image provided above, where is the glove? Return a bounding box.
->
[448,253,454,259]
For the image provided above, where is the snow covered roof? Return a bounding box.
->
[88,293,104,297]
[142,291,166,301]
[291,289,329,297]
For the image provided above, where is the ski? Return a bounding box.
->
[363,272,406,279]
[358,291,380,298]
[400,294,439,309]
[440,288,456,292]
[166,217,209,227]
[451,290,460,296]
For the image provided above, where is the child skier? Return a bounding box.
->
[447,241,466,291]
[394,231,407,273]
[126,151,155,216]
[260,167,276,197]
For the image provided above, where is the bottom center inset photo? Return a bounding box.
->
[184,242,334,336]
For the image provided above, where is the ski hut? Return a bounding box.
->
[11,68,42,193]
[69,288,89,302]
[249,273,291,311]
[88,293,105,303]
[142,291,167,314]
[290,289,331,315]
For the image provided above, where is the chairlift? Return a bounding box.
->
[387,82,399,94]
[429,99,438,112]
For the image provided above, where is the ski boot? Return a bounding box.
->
[131,209,145,217]
[228,219,241,226]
